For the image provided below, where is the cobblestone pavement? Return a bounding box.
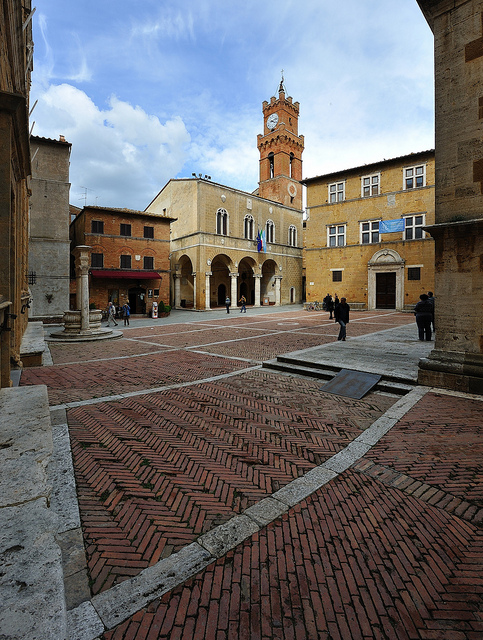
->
[20,309,483,639]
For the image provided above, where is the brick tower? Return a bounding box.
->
[257,77,304,210]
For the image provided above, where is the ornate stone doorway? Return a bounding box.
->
[368,249,404,310]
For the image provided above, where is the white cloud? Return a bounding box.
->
[31,83,190,209]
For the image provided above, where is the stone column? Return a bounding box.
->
[274,276,282,306]
[72,246,91,332]
[254,275,262,307]
[205,272,212,310]
[192,272,197,310]
[172,274,180,309]
[230,272,238,308]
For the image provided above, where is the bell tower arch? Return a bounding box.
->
[257,75,304,209]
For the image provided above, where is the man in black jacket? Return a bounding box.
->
[414,293,433,341]
[334,297,350,341]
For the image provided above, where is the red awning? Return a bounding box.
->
[90,270,162,280]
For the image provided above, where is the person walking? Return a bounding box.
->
[239,295,246,313]
[427,291,435,332]
[106,301,118,327]
[334,297,350,341]
[323,293,334,319]
[225,296,231,314]
[414,293,433,341]
[122,302,130,326]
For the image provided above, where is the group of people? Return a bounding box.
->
[322,290,436,343]
[323,293,350,341]
[414,291,435,341]
[225,295,247,313]
[106,301,131,327]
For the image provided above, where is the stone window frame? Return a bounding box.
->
[403,164,426,190]
[404,213,426,240]
[244,214,254,240]
[266,219,275,244]
[328,181,345,203]
[361,173,380,197]
[216,208,228,236]
[327,224,346,248]
[332,270,343,282]
[360,219,380,244]
[407,267,421,281]
[288,225,297,247]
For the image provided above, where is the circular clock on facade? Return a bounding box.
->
[267,113,279,130]
[288,183,297,197]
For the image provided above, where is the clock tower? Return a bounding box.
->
[257,77,304,210]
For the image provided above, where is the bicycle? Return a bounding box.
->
[306,300,324,311]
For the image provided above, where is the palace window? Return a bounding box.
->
[404,164,425,189]
[244,214,254,240]
[216,208,228,235]
[144,226,154,239]
[328,181,345,203]
[332,270,343,282]
[120,223,131,236]
[91,220,104,234]
[143,256,154,270]
[361,174,380,197]
[266,219,275,244]
[404,214,425,240]
[91,253,104,268]
[288,225,297,247]
[120,254,131,269]
[327,224,346,247]
[360,220,380,244]
[407,267,421,281]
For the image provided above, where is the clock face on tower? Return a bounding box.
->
[267,113,279,130]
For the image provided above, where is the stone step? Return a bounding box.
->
[262,358,415,396]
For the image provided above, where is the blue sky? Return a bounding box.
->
[31,0,434,210]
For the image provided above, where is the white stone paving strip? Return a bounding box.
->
[64,385,430,639]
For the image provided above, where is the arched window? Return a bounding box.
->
[266,219,275,244]
[216,208,228,235]
[244,214,254,240]
[288,225,297,247]
[289,153,294,178]
[268,152,274,179]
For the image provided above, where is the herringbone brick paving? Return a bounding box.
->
[20,310,483,638]
[103,470,483,640]
[69,370,395,595]
[363,392,483,505]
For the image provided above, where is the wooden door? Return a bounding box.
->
[376,272,396,308]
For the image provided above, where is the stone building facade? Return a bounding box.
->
[0,0,33,387]
[146,179,304,310]
[70,206,173,315]
[417,0,483,394]
[303,151,435,310]
[145,83,304,311]
[29,135,71,321]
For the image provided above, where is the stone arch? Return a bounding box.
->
[175,254,194,308]
[367,249,405,310]
[261,258,278,305]
[238,256,257,305]
[210,253,234,308]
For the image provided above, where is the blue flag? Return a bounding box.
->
[379,219,405,233]
[257,230,262,252]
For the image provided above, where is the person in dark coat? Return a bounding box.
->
[414,293,433,341]
[334,297,350,341]
[225,296,231,314]
[323,293,334,319]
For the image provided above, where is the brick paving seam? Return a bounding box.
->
[66,386,430,639]
[49,365,263,411]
